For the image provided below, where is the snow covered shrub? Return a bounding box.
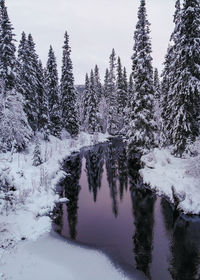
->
[0,90,32,152]
[184,137,200,178]
[32,138,42,166]
[0,166,16,213]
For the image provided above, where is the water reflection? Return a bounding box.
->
[162,200,200,280]
[117,145,128,201]
[53,139,200,280]
[129,157,156,279]
[59,152,82,239]
[85,145,104,202]
[105,142,119,217]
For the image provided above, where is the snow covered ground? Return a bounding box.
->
[140,145,200,215]
[0,232,130,280]
[0,132,115,278]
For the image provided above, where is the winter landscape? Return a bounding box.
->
[0,0,200,279]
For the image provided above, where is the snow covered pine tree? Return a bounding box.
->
[61,32,79,138]
[127,0,157,154]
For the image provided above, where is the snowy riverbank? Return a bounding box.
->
[140,146,200,215]
[1,232,130,280]
[0,132,109,263]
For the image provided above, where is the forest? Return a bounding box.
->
[1,0,200,279]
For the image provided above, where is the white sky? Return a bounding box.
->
[7,0,175,84]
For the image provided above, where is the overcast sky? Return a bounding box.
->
[7,0,175,84]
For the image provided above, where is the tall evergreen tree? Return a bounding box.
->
[153,68,160,100]
[127,0,157,153]
[0,0,16,94]
[94,64,102,102]
[163,0,200,156]
[61,31,79,138]
[82,73,90,130]
[123,67,128,94]
[161,0,181,147]
[104,68,109,99]
[37,61,49,138]
[153,68,162,136]
[116,57,124,115]
[16,31,27,98]
[86,70,99,134]
[107,49,119,135]
[17,33,39,131]
[46,46,61,137]
[123,74,134,135]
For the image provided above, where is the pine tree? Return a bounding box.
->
[163,0,200,156]
[116,57,124,114]
[104,68,109,99]
[127,0,157,153]
[37,61,49,138]
[0,0,16,94]
[107,49,119,135]
[153,68,162,135]
[94,65,102,102]
[82,73,90,131]
[161,0,181,147]
[32,137,42,166]
[153,68,160,100]
[16,32,27,97]
[46,46,61,137]
[123,67,128,94]
[87,70,99,134]
[61,31,79,138]
[123,74,134,135]
[17,33,39,131]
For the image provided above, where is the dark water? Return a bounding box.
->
[53,138,200,280]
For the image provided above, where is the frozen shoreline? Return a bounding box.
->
[0,232,131,280]
[140,147,200,215]
[0,132,109,263]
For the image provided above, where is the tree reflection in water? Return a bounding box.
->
[129,156,156,280]
[57,152,82,240]
[52,140,200,280]
[162,199,200,280]
[85,145,104,202]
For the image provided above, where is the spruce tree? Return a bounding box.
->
[94,64,102,102]
[82,73,90,131]
[116,57,124,115]
[123,67,128,95]
[164,0,200,156]
[46,46,61,137]
[16,32,27,100]
[0,0,16,94]
[37,61,49,138]
[153,68,162,135]
[123,74,134,135]
[87,70,99,134]
[127,0,157,153]
[17,33,39,131]
[60,31,79,138]
[161,0,181,147]
[107,49,119,135]
[153,68,160,100]
[104,68,109,99]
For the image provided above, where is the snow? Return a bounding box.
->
[0,232,130,280]
[140,147,200,215]
[0,132,110,269]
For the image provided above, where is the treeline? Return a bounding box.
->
[0,0,200,158]
[0,0,78,152]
